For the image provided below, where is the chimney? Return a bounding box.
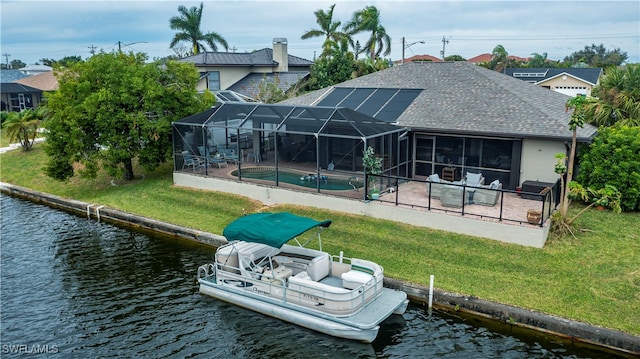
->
[272,37,288,72]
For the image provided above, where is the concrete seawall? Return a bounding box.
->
[1,182,638,356]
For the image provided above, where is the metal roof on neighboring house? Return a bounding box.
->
[18,64,53,74]
[1,69,29,83]
[179,48,313,67]
[279,61,597,142]
[0,82,42,93]
[504,67,603,86]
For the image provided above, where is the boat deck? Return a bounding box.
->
[341,288,408,328]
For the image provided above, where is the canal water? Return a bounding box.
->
[0,195,620,358]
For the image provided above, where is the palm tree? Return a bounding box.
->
[528,52,548,68]
[169,2,228,55]
[2,109,42,151]
[584,64,640,127]
[301,4,349,57]
[343,6,391,60]
[488,45,508,72]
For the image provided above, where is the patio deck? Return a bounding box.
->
[374,180,552,228]
[177,157,555,231]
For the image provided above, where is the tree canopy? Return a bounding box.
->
[563,43,628,68]
[0,59,26,70]
[300,4,349,58]
[303,41,355,91]
[343,5,391,60]
[169,2,228,55]
[584,64,640,127]
[44,51,215,181]
[2,108,44,151]
[39,56,83,67]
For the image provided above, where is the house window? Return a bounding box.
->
[9,93,33,112]
[208,72,220,90]
[414,134,518,187]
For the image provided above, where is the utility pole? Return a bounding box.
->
[88,44,97,56]
[440,36,450,61]
[2,53,10,68]
[402,37,425,64]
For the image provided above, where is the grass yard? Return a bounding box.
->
[0,129,11,148]
[1,145,639,336]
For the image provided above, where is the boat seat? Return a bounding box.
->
[341,270,373,289]
[306,253,330,281]
[288,272,350,295]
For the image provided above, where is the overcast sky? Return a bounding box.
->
[1,0,638,67]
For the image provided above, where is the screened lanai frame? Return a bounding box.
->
[172,102,408,197]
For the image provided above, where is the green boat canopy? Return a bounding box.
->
[222,212,332,248]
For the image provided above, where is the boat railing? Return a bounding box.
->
[197,263,216,280]
[286,276,374,316]
[329,255,385,299]
[209,254,383,316]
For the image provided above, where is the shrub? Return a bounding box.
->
[576,126,640,211]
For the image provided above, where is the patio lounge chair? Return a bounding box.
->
[198,146,227,168]
[441,182,478,208]
[219,147,239,164]
[426,174,453,199]
[473,180,503,206]
[181,150,205,172]
[464,172,485,187]
[440,185,465,208]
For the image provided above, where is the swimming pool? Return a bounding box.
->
[231,168,363,191]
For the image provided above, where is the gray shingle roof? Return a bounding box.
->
[179,48,313,67]
[228,72,309,98]
[280,62,597,141]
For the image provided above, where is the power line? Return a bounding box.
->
[88,44,97,56]
[452,33,638,41]
[117,41,147,52]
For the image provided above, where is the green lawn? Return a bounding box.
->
[1,145,639,336]
[0,129,11,148]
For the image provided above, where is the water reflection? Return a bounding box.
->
[0,195,624,358]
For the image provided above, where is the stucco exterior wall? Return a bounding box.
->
[520,139,564,185]
[195,65,274,91]
[539,76,593,97]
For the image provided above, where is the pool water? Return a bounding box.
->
[232,169,363,191]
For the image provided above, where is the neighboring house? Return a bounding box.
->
[179,37,313,101]
[504,68,602,97]
[15,71,59,92]
[1,69,29,83]
[280,61,597,190]
[466,53,531,65]
[0,83,42,112]
[18,64,53,76]
[466,53,493,64]
[397,54,443,65]
[0,69,54,112]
